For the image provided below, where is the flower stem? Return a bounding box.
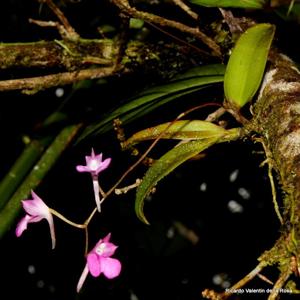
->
[49,208,85,229]
[92,178,101,212]
[84,207,97,226]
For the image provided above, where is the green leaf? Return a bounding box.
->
[77,64,225,141]
[123,120,227,148]
[129,18,144,29]
[275,3,300,22]
[0,136,52,211]
[135,125,242,224]
[0,112,67,211]
[188,0,266,8]
[224,23,275,108]
[0,124,81,238]
[135,138,220,224]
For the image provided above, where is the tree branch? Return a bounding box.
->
[40,0,79,40]
[0,66,117,93]
[0,39,114,70]
[110,0,221,57]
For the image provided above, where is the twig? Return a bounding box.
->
[268,263,292,300]
[114,179,141,195]
[224,262,266,299]
[110,0,221,57]
[257,273,274,285]
[202,262,266,299]
[205,107,226,122]
[29,18,70,39]
[172,0,198,20]
[258,138,284,225]
[146,22,210,56]
[84,227,89,255]
[105,103,221,198]
[173,221,199,244]
[268,165,284,224]
[41,0,79,40]
[0,66,117,92]
[218,8,243,36]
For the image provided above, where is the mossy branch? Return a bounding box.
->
[0,66,117,93]
[110,0,221,57]
[203,51,300,299]
[0,39,114,69]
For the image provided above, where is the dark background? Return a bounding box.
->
[0,1,299,300]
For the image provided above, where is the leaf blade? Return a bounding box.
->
[0,124,81,238]
[189,0,266,8]
[78,64,225,141]
[135,138,219,224]
[124,120,227,148]
[224,23,275,107]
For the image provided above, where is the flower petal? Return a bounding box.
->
[103,233,111,243]
[22,191,48,217]
[46,213,56,249]
[87,253,101,277]
[95,157,111,175]
[76,165,90,173]
[101,257,122,279]
[101,242,118,257]
[76,264,89,293]
[15,215,31,237]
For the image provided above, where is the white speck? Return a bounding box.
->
[222,281,231,288]
[166,226,175,239]
[181,278,189,284]
[227,200,244,213]
[199,182,207,192]
[37,280,45,288]
[238,187,251,200]
[27,265,36,274]
[212,274,223,285]
[145,195,152,202]
[55,88,64,98]
[229,169,239,182]
[130,290,139,300]
[48,285,56,293]
[33,165,39,170]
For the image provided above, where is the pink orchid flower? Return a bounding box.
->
[76,148,111,177]
[15,190,56,249]
[77,233,121,293]
[76,149,111,212]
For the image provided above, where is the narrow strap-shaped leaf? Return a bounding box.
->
[123,120,227,148]
[77,64,225,141]
[0,137,51,211]
[82,86,204,138]
[188,0,266,9]
[0,112,67,210]
[224,23,275,108]
[135,137,220,224]
[135,126,242,224]
[0,123,81,238]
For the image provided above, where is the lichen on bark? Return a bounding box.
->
[203,51,300,300]
[254,52,300,229]
[220,52,300,299]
